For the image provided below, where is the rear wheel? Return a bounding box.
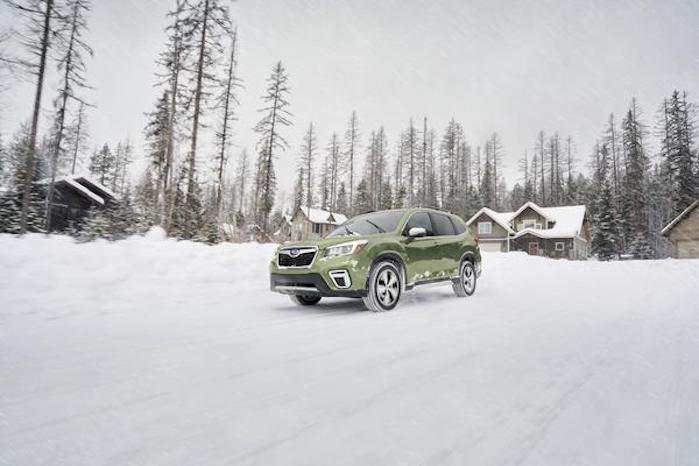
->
[290,295,321,306]
[452,260,477,297]
[362,261,402,312]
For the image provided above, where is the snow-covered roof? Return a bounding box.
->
[468,202,588,239]
[37,174,117,205]
[661,200,699,236]
[298,206,347,225]
[465,207,515,233]
[74,175,117,200]
[511,201,555,223]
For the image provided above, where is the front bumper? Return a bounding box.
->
[270,273,367,298]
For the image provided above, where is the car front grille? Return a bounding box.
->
[278,247,317,268]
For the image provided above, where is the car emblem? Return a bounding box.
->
[289,248,300,257]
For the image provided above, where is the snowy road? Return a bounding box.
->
[2,232,699,465]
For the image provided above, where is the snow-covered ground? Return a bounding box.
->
[1,232,699,465]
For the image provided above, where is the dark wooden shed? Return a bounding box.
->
[37,175,117,232]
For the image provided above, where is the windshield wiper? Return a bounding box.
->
[343,225,357,236]
[364,219,385,233]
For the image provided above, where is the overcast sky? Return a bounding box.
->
[1,0,698,200]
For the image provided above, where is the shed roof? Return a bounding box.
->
[297,206,347,225]
[37,175,117,206]
[661,200,699,236]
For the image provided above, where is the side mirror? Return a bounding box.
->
[408,227,427,238]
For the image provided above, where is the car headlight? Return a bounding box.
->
[325,240,368,258]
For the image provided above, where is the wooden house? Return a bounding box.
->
[661,200,699,258]
[465,201,592,259]
[289,206,348,241]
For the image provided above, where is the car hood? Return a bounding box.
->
[278,235,376,250]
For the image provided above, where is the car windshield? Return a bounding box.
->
[327,210,406,237]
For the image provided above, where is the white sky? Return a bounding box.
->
[1,0,698,200]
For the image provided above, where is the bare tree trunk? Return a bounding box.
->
[187,0,210,205]
[20,0,53,234]
[215,30,237,215]
[421,116,427,206]
[162,4,184,232]
[47,0,80,231]
[70,101,85,174]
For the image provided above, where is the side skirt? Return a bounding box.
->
[405,276,456,290]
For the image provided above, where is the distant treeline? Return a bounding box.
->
[0,1,697,259]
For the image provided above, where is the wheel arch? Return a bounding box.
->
[459,249,477,265]
[366,251,407,290]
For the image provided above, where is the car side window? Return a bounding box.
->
[450,216,466,234]
[430,213,456,236]
[403,212,433,236]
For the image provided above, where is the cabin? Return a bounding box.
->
[289,206,347,241]
[36,175,117,232]
[465,201,592,260]
[661,200,699,258]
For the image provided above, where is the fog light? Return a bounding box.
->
[329,270,351,289]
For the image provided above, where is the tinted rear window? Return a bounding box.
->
[450,216,466,234]
[430,213,456,236]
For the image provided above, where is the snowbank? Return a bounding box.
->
[1,235,699,465]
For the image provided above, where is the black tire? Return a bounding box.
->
[452,260,477,297]
[362,260,402,312]
[290,295,321,306]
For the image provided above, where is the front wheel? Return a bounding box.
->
[290,295,321,306]
[362,261,402,312]
[452,260,477,297]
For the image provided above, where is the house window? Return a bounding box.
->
[555,241,565,251]
[521,221,542,230]
[478,222,492,234]
[313,223,322,234]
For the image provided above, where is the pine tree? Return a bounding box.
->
[621,99,653,258]
[336,182,348,215]
[591,144,621,260]
[292,166,303,212]
[134,167,158,227]
[660,91,697,216]
[440,119,462,211]
[78,206,110,241]
[354,178,370,214]
[89,143,114,186]
[0,134,7,187]
[253,61,292,231]
[380,179,393,210]
[0,124,46,233]
[8,0,56,233]
[480,153,494,208]
[144,91,170,215]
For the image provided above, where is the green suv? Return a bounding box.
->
[270,208,481,312]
